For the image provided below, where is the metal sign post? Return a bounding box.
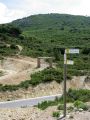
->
[63,53,67,117]
[63,49,79,118]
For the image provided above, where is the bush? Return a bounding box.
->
[19,80,31,89]
[0,25,21,37]
[37,100,58,110]
[82,48,90,55]
[67,89,90,102]
[0,85,18,92]
[38,101,49,110]
[74,100,89,111]
[30,68,71,86]
[10,44,18,49]
[52,111,60,118]
[57,104,64,110]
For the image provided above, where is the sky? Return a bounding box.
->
[0,0,90,24]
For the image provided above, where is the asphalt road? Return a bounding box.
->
[0,94,62,108]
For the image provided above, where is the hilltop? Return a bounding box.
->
[12,13,90,29]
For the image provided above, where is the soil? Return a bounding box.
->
[0,56,49,85]
[0,106,90,120]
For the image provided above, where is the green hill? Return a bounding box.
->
[12,13,90,29]
[0,13,90,75]
[12,14,90,58]
[12,14,90,49]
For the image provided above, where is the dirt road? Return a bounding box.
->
[0,56,49,85]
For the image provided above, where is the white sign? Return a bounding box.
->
[66,60,74,65]
[65,49,79,54]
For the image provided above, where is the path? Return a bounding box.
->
[0,56,49,85]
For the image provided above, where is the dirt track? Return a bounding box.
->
[0,56,49,85]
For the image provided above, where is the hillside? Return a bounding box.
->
[0,14,89,75]
[12,14,90,74]
[12,14,90,29]
[12,13,90,49]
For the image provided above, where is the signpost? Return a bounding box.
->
[63,48,79,118]
[65,49,79,54]
[66,60,74,65]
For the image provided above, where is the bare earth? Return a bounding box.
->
[0,106,90,120]
[0,76,89,101]
[0,56,49,85]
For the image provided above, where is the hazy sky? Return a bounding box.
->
[0,0,90,24]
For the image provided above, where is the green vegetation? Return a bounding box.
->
[0,14,89,75]
[0,14,89,90]
[12,14,90,75]
[0,43,18,56]
[74,101,87,110]
[52,111,60,118]
[0,24,21,56]
[74,101,89,110]
[67,88,90,102]
[30,68,71,85]
[0,24,21,37]
[37,89,90,110]
[57,104,64,110]
[0,68,71,92]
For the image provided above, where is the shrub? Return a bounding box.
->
[19,80,31,89]
[67,89,90,102]
[74,100,89,110]
[57,104,64,110]
[38,101,49,110]
[30,68,71,86]
[10,44,18,49]
[52,111,60,118]
[82,48,90,55]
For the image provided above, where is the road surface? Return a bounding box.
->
[0,94,62,108]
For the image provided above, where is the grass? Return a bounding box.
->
[52,111,60,118]
[37,89,90,110]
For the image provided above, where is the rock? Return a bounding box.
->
[78,108,83,112]
[74,107,78,112]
